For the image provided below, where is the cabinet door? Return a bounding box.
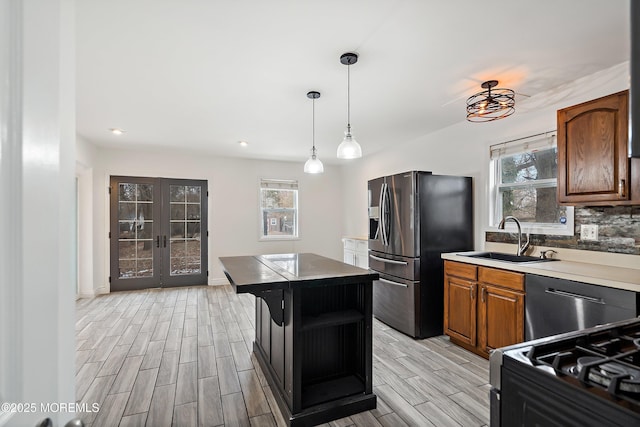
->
[343,249,356,266]
[444,274,476,346]
[557,90,629,203]
[478,284,524,355]
[355,253,368,269]
[355,240,369,268]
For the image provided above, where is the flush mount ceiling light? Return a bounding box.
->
[109,128,126,135]
[304,91,324,174]
[466,80,515,122]
[238,140,249,147]
[337,52,362,159]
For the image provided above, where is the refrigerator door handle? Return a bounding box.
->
[369,254,408,265]
[382,182,390,246]
[378,183,386,246]
[379,278,409,288]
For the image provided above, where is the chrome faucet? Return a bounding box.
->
[498,216,530,256]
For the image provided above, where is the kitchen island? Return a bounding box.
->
[219,253,378,427]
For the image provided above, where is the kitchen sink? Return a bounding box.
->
[460,252,558,263]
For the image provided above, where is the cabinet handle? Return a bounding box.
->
[481,286,486,303]
[470,286,474,300]
[619,179,626,198]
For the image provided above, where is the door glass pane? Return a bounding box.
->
[169,184,202,276]
[186,186,201,202]
[170,185,185,202]
[171,222,185,239]
[137,184,153,201]
[171,204,185,221]
[186,204,200,220]
[119,183,136,202]
[118,182,154,278]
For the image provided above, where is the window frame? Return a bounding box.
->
[258,178,300,241]
[489,133,574,236]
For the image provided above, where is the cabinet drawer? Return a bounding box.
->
[356,240,368,252]
[444,260,477,281]
[479,267,524,292]
[369,252,419,281]
[373,274,418,337]
[343,238,356,250]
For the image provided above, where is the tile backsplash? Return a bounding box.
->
[486,206,640,256]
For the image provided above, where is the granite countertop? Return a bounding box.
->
[442,251,640,292]
[220,253,378,294]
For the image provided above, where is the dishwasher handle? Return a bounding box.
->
[545,288,605,304]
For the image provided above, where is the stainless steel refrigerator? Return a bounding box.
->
[368,171,473,338]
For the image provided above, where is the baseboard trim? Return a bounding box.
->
[77,292,96,299]
[95,284,109,295]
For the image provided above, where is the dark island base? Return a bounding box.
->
[219,254,378,426]
[253,342,377,427]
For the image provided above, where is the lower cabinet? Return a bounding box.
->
[444,260,524,358]
[443,261,477,347]
[343,237,369,269]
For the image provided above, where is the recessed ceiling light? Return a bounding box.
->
[109,128,126,135]
[238,141,248,147]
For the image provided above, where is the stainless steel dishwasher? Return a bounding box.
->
[525,274,639,340]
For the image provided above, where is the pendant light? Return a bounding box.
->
[337,52,362,159]
[304,91,324,174]
[466,80,515,122]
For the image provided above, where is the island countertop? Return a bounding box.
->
[220,252,378,293]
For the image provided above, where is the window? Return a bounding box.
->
[490,133,574,235]
[260,179,298,240]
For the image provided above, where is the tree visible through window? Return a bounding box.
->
[491,135,573,235]
[260,179,298,239]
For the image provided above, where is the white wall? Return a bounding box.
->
[0,0,76,426]
[341,62,631,249]
[78,62,633,295]
[77,144,345,294]
[76,135,97,297]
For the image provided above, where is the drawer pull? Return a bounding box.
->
[369,254,408,265]
[379,278,408,288]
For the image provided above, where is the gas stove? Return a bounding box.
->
[490,317,640,427]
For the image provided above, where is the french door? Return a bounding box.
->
[109,176,208,291]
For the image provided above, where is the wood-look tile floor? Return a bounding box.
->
[75,285,490,427]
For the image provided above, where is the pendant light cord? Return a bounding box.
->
[347,63,351,131]
[312,97,316,151]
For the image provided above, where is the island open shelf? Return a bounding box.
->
[219,253,378,427]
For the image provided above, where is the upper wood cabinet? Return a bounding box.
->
[557,90,637,205]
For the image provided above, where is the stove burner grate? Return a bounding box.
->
[571,356,640,394]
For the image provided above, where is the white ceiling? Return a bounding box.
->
[76,0,630,165]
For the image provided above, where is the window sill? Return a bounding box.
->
[258,237,301,242]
